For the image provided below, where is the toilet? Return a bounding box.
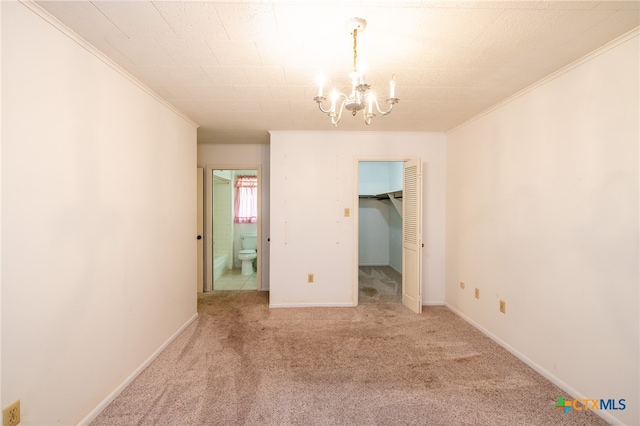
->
[238,233,257,275]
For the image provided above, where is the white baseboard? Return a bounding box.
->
[78,313,199,426]
[423,301,445,306]
[444,303,621,425]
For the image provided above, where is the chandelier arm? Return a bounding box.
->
[316,99,333,114]
[315,92,348,115]
[331,97,348,126]
[374,98,399,116]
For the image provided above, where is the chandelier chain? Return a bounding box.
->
[352,29,358,73]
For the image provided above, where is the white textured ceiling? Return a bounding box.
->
[36,0,639,144]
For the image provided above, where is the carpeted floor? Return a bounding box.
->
[91,267,607,425]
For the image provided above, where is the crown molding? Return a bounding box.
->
[448,26,640,134]
[18,0,200,129]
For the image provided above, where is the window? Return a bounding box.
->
[234,175,257,223]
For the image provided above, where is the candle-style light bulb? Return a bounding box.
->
[367,93,374,114]
[389,73,396,98]
[349,71,359,89]
[330,88,338,112]
[317,75,324,97]
[359,61,366,85]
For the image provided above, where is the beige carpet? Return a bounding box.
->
[91,267,607,425]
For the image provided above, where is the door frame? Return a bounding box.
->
[204,164,262,292]
[353,157,422,309]
[197,167,204,294]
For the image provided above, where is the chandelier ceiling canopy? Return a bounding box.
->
[313,18,399,126]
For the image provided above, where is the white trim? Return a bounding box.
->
[356,157,424,311]
[204,166,213,291]
[448,26,640,135]
[422,301,445,306]
[0,0,3,406]
[445,304,621,426]
[269,302,356,308]
[77,313,198,426]
[353,158,361,307]
[18,0,199,129]
[204,165,262,292]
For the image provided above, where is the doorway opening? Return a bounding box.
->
[356,159,422,313]
[204,166,261,292]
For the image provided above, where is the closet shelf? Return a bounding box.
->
[359,190,403,217]
[359,190,403,200]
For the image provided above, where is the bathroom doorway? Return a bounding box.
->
[356,159,422,313]
[203,166,261,292]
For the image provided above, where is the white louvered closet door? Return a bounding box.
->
[402,158,422,313]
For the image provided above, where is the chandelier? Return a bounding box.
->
[313,18,399,126]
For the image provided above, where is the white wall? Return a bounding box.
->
[446,32,639,425]
[213,178,232,262]
[358,199,390,265]
[269,131,447,307]
[1,2,198,424]
[358,161,402,195]
[197,144,270,288]
[389,204,402,271]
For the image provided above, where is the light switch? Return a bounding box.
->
[344,208,350,217]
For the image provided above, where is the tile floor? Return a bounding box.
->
[214,268,258,290]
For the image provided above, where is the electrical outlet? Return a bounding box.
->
[475,288,480,299]
[500,300,506,314]
[3,400,20,426]
[308,274,314,283]
[459,282,465,289]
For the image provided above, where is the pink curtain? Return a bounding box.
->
[234,175,257,223]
